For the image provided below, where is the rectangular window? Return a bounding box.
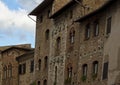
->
[94,22,99,36]
[30,60,34,73]
[102,62,108,80]
[106,17,112,35]
[19,63,26,75]
[19,64,22,74]
[85,24,90,40]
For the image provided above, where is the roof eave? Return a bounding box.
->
[50,0,75,18]
[29,0,53,16]
[75,0,114,22]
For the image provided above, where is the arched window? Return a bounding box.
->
[44,56,48,69]
[82,64,87,77]
[45,29,49,40]
[70,28,75,44]
[3,65,7,79]
[67,64,72,79]
[93,61,98,74]
[38,59,41,70]
[8,64,12,78]
[43,80,47,85]
[38,81,40,85]
[56,37,61,55]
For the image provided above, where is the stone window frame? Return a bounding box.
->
[92,61,98,75]
[82,64,88,77]
[69,27,75,44]
[19,63,26,75]
[85,24,90,40]
[3,65,7,79]
[8,63,12,78]
[93,20,99,37]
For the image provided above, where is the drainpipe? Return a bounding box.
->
[28,15,36,22]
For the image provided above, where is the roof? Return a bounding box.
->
[16,51,34,61]
[29,0,53,15]
[1,46,34,53]
[50,0,75,18]
[75,0,115,22]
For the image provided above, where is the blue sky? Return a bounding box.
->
[0,0,43,47]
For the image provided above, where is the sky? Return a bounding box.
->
[0,0,43,47]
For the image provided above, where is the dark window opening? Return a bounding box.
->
[38,59,41,71]
[44,56,48,69]
[45,29,49,40]
[38,81,40,85]
[106,17,112,35]
[30,60,34,73]
[43,80,47,85]
[102,62,108,80]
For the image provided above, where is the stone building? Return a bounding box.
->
[16,51,34,85]
[29,0,120,85]
[0,44,33,85]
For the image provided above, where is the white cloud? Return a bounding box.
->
[0,1,35,33]
[0,0,37,47]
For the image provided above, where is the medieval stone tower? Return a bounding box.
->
[29,0,120,85]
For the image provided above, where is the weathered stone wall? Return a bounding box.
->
[1,48,32,85]
[18,56,34,85]
[34,0,109,85]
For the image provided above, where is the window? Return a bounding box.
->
[19,63,26,75]
[56,37,61,55]
[102,62,108,80]
[70,28,75,44]
[3,65,7,79]
[67,67,72,78]
[85,24,90,40]
[19,64,22,74]
[44,56,48,69]
[106,17,112,35]
[45,29,49,40]
[94,21,99,36]
[8,64,12,78]
[82,64,87,77]
[93,61,98,74]
[43,80,47,85]
[30,60,34,73]
[55,66,57,84]
[38,59,41,71]
[38,81,40,85]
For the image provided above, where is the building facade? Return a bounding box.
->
[29,0,120,85]
[16,51,34,85]
[1,44,33,85]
